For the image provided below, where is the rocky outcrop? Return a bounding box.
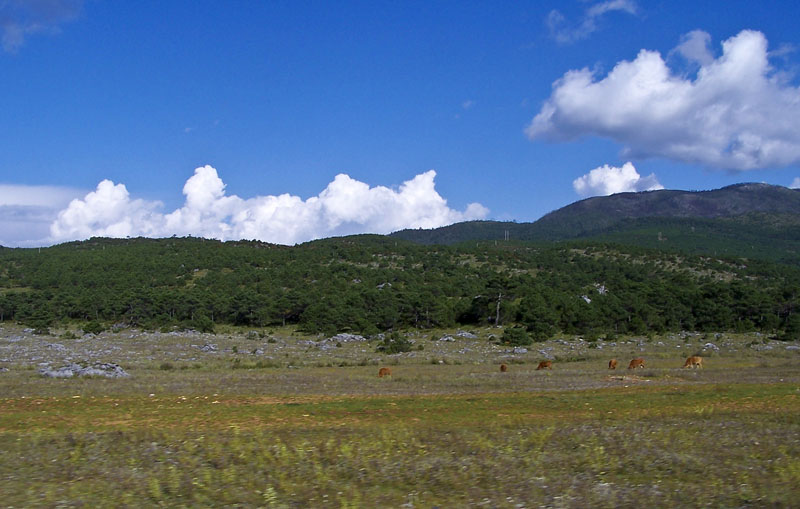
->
[39,362,130,378]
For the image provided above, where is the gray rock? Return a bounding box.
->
[786,345,800,351]
[329,333,367,343]
[456,330,478,339]
[40,362,129,379]
[438,335,455,342]
[40,366,77,378]
[703,342,719,351]
[512,347,528,354]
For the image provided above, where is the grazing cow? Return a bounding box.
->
[378,367,392,378]
[536,361,552,370]
[628,358,645,369]
[608,359,618,370]
[500,363,508,372]
[683,356,703,369]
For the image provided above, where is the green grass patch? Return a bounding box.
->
[1,383,799,506]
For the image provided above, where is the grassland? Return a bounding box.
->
[1,325,799,507]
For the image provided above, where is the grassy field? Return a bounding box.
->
[1,326,799,507]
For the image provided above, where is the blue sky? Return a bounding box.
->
[2,0,800,246]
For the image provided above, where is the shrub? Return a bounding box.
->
[502,326,532,346]
[83,321,105,335]
[376,332,414,354]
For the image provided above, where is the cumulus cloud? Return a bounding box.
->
[547,0,637,44]
[791,177,800,189]
[0,0,82,53]
[48,166,489,245]
[0,184,85,246]
[573,162,663,197]
[527,29,800,171]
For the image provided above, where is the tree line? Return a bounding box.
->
[0,236,798,340]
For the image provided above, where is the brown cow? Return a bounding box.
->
[683,356,703,369]
[378,367,392,378]
[628,358,645,369]
[500,363,508,372]
[608,359,618,370]
[536,361,552,370]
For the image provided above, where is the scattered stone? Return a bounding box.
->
[39,362,129,379]
[329,333,367,343]
[512,347,528,354]
[438,335,455,342]
[0,367,8,373]
[192,344,218,353]
[456,330,478,339]
[786,345,800,351]
[46,343,67,351]
[703,342,719,351]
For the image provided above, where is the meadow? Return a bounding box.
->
[1,325,799,507]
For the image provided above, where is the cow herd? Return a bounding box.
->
[378,356,704,377]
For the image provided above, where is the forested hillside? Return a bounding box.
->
[1,236,798,340]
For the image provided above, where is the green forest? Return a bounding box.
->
[1,235,798,341]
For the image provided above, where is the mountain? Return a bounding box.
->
[390,183,800,264]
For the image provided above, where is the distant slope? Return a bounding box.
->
[530,183,800,237]
[390,183,800,264]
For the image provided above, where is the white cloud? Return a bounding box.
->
[47,165,489,246]
[790,177,800,189]
[0,0,82,53]
[547,0,637,44]
[573,162,663,197]
[50,180,165,240]
[527,29,800,171]
[0,184,85,246]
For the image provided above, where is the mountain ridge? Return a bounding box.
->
[390,183,800,264]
